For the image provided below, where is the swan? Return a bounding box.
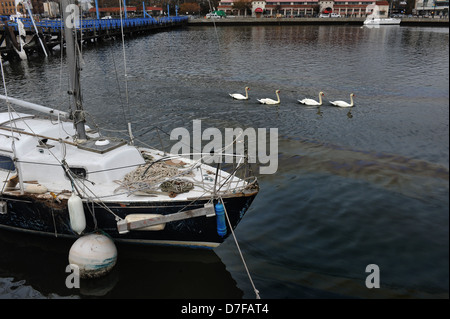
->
[229,87,250,100]
[257,90,281,105]
[298,91,324,106]
[330,93,355,108]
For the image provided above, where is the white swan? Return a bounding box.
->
[257,90,281,105]
[229,87,250,100]
[298,91,324,106]
[330,93,355,108]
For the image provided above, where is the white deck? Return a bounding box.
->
[0,113,251,204]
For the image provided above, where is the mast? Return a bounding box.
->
[61,0,87,140]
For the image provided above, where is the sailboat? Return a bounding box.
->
[0,0,259,249]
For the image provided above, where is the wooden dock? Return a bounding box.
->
[0,16,188,61]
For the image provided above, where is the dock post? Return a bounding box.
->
[95,0,100,19]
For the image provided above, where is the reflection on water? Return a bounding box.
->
[0,230,242,298]
[274,136,449,202]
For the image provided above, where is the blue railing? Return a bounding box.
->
[8,16,188,32]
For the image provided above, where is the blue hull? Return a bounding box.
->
[0,192,258,248]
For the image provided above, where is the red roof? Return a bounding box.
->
[375,1,389,5]
[255,8,263,13]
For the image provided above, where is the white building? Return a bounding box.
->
[218,0,388,18]
[43,1,60,18]
[415,0,449,16]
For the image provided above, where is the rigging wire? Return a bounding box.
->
[109,42,129,125]
[58,17,65,104]
[1,55,25,194]
[118,0,131,119]
[1,8,260,296]
[204,1,261,298]
[219,196,261,300]
[207,0,221,49]
[1,100,121,221]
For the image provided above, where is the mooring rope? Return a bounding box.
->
[219,196,261,299]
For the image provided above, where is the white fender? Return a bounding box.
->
[68,234,117,279]
[68,192,86,235]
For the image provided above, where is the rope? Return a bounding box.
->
[160,179,194,197]
[219,196,261,299]
[115,161,194,195]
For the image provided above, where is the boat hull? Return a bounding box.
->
[363,18,401,25]
[0,192,258,249]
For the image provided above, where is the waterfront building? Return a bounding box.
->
[1,0,45,17]
[218,0,391,17]
[414,0,449,16]
[1,0,16,15]
[87,5,163,18]
[88,6,137,18]
[42,1,60,18]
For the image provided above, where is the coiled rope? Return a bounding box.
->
[115,161,194,195]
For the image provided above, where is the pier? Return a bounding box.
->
[1,15,447,61]
[0,16,188,61]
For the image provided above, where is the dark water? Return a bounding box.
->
[0,25,448,299]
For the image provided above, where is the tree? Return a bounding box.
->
[232,0,251,15]
[405,0,415,14]
[179,2,200,14]
[312,4,320,16]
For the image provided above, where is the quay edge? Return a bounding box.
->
[187,17,449,27]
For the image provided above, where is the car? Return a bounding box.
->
[330,13,341,18]
[206,13,222,19]
[319,13,330,18]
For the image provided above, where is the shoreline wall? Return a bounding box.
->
[187,17,449,27]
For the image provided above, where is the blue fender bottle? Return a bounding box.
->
[215,203,227,237]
